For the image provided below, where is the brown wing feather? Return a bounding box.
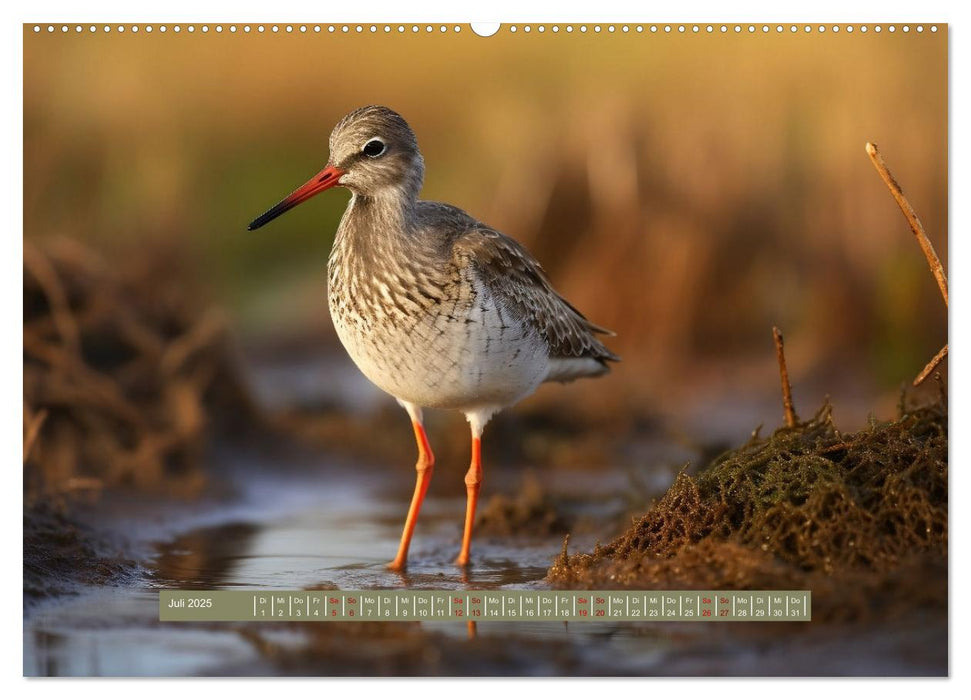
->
[451,226,619,366]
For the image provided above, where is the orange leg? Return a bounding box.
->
[388,419,434,571]
[455,435,482,567]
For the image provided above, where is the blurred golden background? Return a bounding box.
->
[24,25,948,429]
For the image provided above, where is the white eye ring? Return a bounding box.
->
[362,139,387,158]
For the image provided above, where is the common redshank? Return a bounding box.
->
[249,105,617,569]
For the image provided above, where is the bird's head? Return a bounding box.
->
[248,105,424,231]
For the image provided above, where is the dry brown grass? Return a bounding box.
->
[23,238,259,499]
[23,29,947,405]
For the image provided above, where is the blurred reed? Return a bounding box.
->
[23,28,947,412]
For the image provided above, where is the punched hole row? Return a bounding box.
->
[31,24,940,35]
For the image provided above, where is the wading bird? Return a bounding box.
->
[249,106,617,569]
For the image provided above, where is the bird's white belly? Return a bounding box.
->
[330,281,548,411]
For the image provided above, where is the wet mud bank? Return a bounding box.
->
[548,398,947,603]
[23,397,949,676]
[22,239,948,676]
[24,501,143,607]
[546,396,948,675]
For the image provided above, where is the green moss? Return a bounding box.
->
[549,395,947,607]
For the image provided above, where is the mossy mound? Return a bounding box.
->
[548,398,947,618]
[475,471,570,537]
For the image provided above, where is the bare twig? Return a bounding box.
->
[818,440,866,455]
[772,326,798,428]
[23,408,48,462]
[62,477,104,494]
[24,328,144,426]
[914,343,949,387]
[161,309,226,376]
[866,142,948,307]
[866,142,948,386]
[23,241,81,354]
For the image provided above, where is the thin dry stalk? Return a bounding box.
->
[772,326,798,428]
[161,309,226,376]
[23,241,81,354]
[866,142,948,386]
[23,408,48,462]
[914,343,949,387]
[865,142,948,307]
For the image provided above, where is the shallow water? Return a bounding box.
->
[23,459,617,676]
[24,449,946,676]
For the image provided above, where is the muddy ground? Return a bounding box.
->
[23,240,948,676]
[23,384,948,676]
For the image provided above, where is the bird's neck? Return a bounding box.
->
[352,188,416,228]
[332,188,420,269]
[335,153,426,252]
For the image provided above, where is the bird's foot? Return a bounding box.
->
[387,558,407,571]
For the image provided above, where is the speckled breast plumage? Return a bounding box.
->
[327,212,549,412]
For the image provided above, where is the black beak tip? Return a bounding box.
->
[247,210,274,231]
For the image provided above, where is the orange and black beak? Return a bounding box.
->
[247,164,345,231]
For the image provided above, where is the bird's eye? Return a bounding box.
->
[362,139,387,158]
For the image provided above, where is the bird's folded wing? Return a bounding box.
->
[451,227,619,363]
